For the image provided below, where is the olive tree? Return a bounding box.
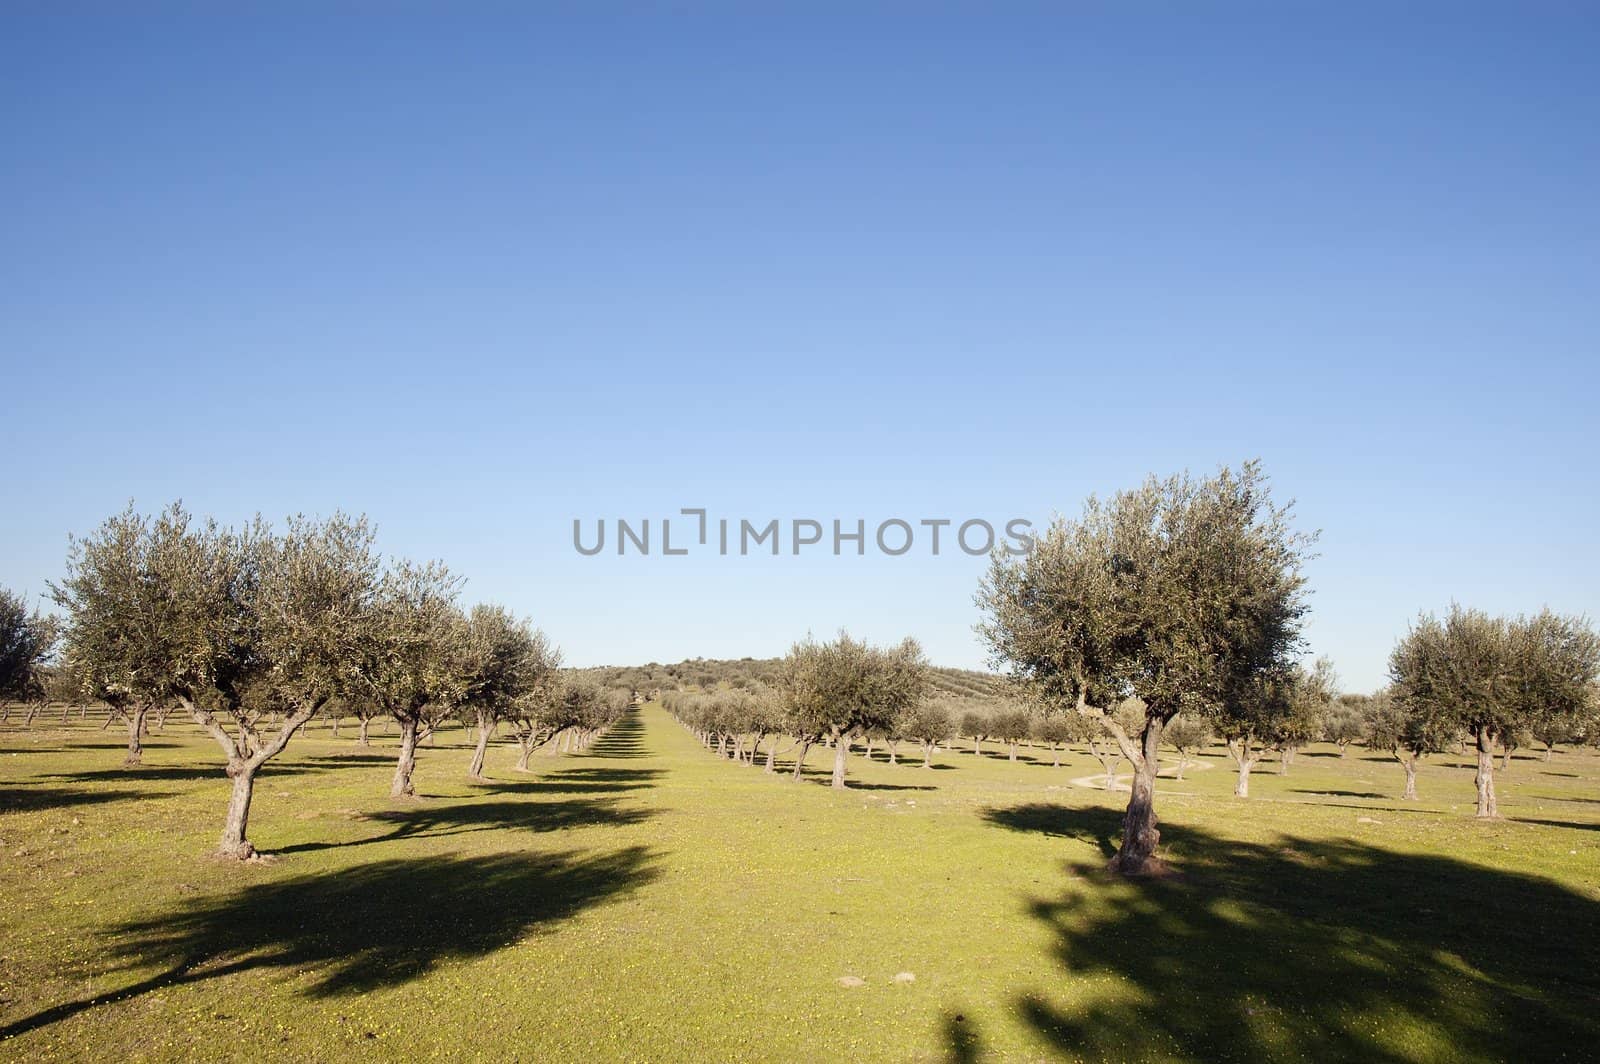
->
[900,698,956,768]
[1031,713,1084,768]
[49,507,160,763]
[358,560,470,798]
[1266,658,1336,774]
[1391,606,1600,818]
[53,504,382,858]
[1324,695,1369,757]
[959,708,992,756]
[1215,671,1287,798]
[508,671,569,772]
[0,588,58,712]
[1164,715,1213,781]
[778,633,929,789]
[460,605,558,779]
[1362,688,1447,799]
[980,461,1313,874]
[991,705,1033,762]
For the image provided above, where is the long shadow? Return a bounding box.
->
[305,752,396,765]
[0,846,658,1039]
[0,785,177,814]
[843,782,937,792]
[1515,818,1600,833]
[48,765,328,784]
[1289,788,1386,799]
[484,767,662,797]
[276,797,656,854]
[984,804,1600,1061]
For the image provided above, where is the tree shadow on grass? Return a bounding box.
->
[1289,788,1387,799]
[304,752,396,765]
[0,846,658,1040]
[1514,818,1600,833]
[276,796,656,854]
[484,769,661,797]
[48,764,328,784]
[984,803,1600,1062]
[0,784,177,814]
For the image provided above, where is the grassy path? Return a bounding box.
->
[3,705,1600,1060]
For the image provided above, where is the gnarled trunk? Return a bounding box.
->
[1109,719,1165,875]
[515,731,540,772]
[218,761,258,859]
[391,718,420,798]
[124,704,149,766]
[791,739,812,780]
[764,739,777,773]
[1401,756,1418,800]
[1008,741,1018,762]
[1227,737,1256,797]
[1475,725,1498,818]
[831,728,850,789]
[357,716,371,746]
[923,741,935,768]
[468,718,493,779]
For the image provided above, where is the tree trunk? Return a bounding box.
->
[1175,754,1188,781]
[887,740,898,766]
[392,718,420,798]
[1109,719,1164,875]
[1475,725,1498,818]
[1098,757,1119,790]
[791,740,812,780]
[1401,757,1418,800]
[468,718,492,779]
[764,740,777,773]
[1008,741,1018,762]
[330,714,341,737]
[1052,745,1062,769]
[1543,744,1553,762]
[923,741,935,768]
[357,716,371,746]
[217,761,259,859]
[1228,740,1255,797]
[831,729,850,789]
[124,705,149,766]
[971,737,981,756]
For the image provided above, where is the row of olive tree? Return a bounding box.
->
[45,503,593,859]
[667,632,930,789]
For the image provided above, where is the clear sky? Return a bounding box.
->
[3,4,1596,692]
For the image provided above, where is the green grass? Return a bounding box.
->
[2,705,1598,1062]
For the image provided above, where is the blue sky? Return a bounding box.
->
[3,4,1596,691]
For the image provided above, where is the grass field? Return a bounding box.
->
[2,704,1598,1062]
